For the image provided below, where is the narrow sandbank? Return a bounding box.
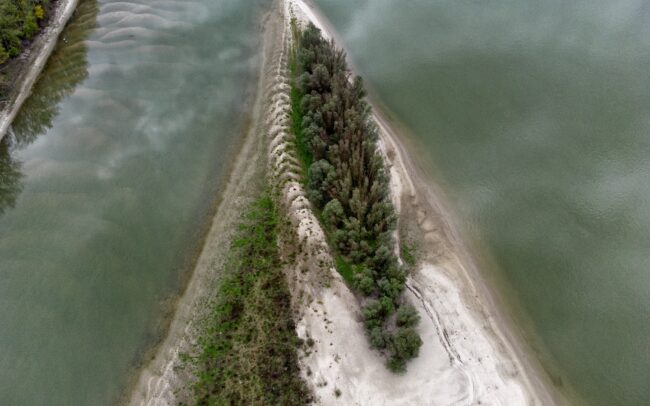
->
[126,3,285,404]
[0,0,79,141]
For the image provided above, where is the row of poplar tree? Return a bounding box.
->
[292,22,422,372]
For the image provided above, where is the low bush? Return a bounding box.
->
[0,0,51,63]
[185,194,310,405]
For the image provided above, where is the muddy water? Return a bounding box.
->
[313,0,650,405]
[0,0,269,404]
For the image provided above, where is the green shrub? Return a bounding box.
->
[379,295,395,314]
[378,277,402,301]
[362,298,392,331]
[400,242,416,267]
[368,327,388,349]
[322,198,344,229]
[387,327,423,373]
[352,267,374,296]
[307,159,336,207]
[391,327,422,359]
[396,304,420,328]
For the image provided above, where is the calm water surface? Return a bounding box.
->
[0,0,268,404]
[314,0,650,404]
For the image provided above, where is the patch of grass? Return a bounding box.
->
[290,83,313,178]
[334,254,355,285]
[288,29,313,179]
[185,194,311,405]
[400,242,416,267]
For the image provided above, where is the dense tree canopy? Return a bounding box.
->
[290,21,422,371]
[0,0,50,64]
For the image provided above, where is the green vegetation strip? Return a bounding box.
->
[289,20,422,372]
[1,0,56,99]
[0,0,51,62]
[183,194,310,405]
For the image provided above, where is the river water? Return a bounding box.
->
[2,0,649,404]
[0,0,269,404]
[313,0,650,405]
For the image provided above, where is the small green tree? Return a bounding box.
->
[379,295,395,314]
[352,267,375,296]
[362,299,384,330]
[322,198,344,229]
[368,327,388,349]
[22,10,38,38]
[378,277,402,301]
[307,159,335,207]
[388,327,423,372]
[396,304,420,328]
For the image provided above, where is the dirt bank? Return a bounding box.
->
[0,0,79,141]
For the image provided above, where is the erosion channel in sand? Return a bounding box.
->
[129,0,566,404]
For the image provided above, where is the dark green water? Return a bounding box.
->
[314,0,650,404]
[0,0,269,404]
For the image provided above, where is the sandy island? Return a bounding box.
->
[128,0,567,404]
[278,1,565,404]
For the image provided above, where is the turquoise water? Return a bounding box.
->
[314,0,650,404]
[0,0,269,404]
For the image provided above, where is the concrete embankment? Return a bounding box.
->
[0,0,79,141]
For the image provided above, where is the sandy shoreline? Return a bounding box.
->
[375,110,567,404]
[0,0,79,141]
